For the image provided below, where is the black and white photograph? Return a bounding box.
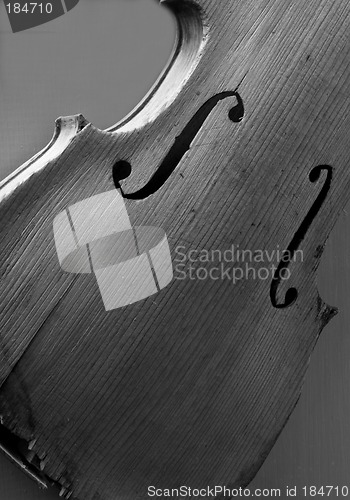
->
[0,1,350,499]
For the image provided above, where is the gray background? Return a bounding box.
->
[0,0,349,498]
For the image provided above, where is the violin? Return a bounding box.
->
[0,0,349,498]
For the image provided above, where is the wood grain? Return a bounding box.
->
[1,0,350,498]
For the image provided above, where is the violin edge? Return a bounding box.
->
[0,114,89,205]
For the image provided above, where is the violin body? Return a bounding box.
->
[0,0,350,498]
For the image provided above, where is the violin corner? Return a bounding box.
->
[316,294,338,329]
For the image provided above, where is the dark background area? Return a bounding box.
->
[0,0,349,498]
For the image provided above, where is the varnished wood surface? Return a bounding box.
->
[1,1,350,499]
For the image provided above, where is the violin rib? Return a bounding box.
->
[1,1,350,499]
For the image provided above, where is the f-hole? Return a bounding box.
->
[270,165,333,309]
[112,91,244,200]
